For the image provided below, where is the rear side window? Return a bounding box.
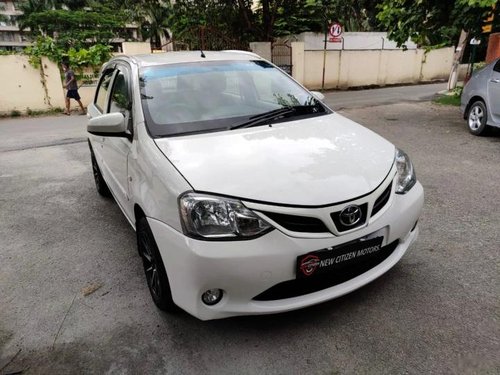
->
[494,60,500,73]
[95,70,114,112]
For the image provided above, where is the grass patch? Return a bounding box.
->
[433,85,462,107]
[0,107,64,118]
[434,95,461,106]
[26,107,64,116]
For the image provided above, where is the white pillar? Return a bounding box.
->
[291,41,305,84]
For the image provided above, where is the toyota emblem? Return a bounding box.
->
[339,205,362,226]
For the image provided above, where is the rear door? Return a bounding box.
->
[487,59,500,125]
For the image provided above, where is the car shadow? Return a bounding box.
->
[487,127,500,140]
[163,264,406,333]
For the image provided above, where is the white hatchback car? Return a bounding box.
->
[87,51,424,320]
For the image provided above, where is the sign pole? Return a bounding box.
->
[322,20,342,91]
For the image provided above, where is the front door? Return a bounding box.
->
[88,69,114,172]
[87,64,134,221]
[101,64,134,220]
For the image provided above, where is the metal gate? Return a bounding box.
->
[272,43,292,75]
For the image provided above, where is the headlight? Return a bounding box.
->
[395,148,416,194]
[179,192,273,240]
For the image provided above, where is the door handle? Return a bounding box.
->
[490,79,500,83]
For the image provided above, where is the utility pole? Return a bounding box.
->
[447,30,468,91]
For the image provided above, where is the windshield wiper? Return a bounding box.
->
[230,105,322,130]
[157,127,228,138]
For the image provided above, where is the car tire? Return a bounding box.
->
[90,149,112,198]
[467,101,490,136]
[137,217,177,312]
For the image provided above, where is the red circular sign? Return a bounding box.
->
[329,23,342,38]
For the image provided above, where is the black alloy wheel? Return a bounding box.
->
[137,217,176,312]
[89,144,112,197]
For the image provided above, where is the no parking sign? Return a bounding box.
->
[329,22,342,43]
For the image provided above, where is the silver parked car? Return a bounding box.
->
[461,58,500,135]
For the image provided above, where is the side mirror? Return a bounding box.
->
[310,91,325,101]
[87,113,126,136]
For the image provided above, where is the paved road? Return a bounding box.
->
[0,115,87,153]
[1,90,498,374]
[323,82,447,110]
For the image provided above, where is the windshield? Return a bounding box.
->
[139,60,329,137]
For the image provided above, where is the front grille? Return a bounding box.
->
[331,203,368,232]
[372,183,392,217]
[260,181,391,235]
[253,240,399,301]
[260,211,329,233]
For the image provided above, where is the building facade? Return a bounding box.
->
[0,0,141,52]
[0,1,30,51]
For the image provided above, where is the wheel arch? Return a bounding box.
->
[134,204,147,227]
[464,96,486,119]
[134,204,147,256]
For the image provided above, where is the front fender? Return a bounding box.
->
[128,122,192,231]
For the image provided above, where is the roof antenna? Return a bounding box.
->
[200,50,206,58]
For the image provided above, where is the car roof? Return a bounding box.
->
[111,50,262,68]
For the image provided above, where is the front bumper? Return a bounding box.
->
[149,182,424,320]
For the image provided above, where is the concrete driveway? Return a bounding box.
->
[0,98,498,374]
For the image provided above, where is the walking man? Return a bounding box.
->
[62,62,85,115]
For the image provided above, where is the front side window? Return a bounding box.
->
[109,69,133,133]
[109,71,131,113]
[95,70,114,112]
[140,60,329,137]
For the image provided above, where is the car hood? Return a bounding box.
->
[154,113,395,206]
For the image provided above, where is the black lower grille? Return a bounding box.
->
[260,211,329,233]
[253,240,399,301]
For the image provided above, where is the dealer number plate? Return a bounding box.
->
[296,237,384,279]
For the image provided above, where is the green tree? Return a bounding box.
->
[18,1,128,50]
[270,0,383,37]
[133,0,173,50]
[168,0,381,44]
[170,0,255,47]
[17,0,57,33]
[377,0,498,48]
